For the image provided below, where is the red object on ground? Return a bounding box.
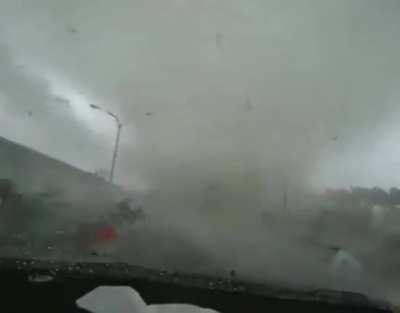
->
[95,225,118,242]
[77,223,118,249]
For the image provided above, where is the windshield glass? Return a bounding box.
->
[1,0,400,308]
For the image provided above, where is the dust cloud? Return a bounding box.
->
[1,0,400,310]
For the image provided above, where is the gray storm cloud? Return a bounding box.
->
[1,0,400,190]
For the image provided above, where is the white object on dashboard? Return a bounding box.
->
[76,286,219,313]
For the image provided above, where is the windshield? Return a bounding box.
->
[0,0,400,310]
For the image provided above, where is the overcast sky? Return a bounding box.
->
[1,0,400,193]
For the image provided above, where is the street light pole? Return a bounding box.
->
[90,104,122,183]
[110,121,122,183]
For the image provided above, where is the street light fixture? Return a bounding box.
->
[89,104,122,183]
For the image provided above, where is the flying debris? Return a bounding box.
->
[216,32,224,50]
[244,96,253,112]
[66,26,77,34]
